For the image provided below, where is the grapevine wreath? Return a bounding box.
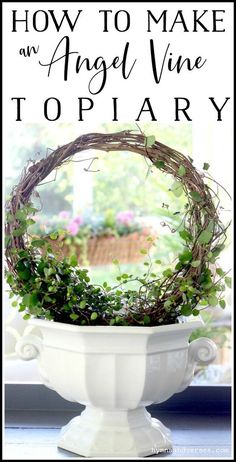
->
[5,130,230,326]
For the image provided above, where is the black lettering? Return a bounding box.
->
[44,98,61,120]
[12,10,29,32]
[33,10,49,32]
[48,9,82,32]
[78,98,94,121]
[114,10,130,32]
[99,10,112,32]
[112,97,118,121]
[209,97,230,121]
[169,11,189,32]
[11,97,26,121]
[147,10,167,32]
[193,10,209,32]
[212,10,225,32]
[174,98,192,121]
[136,98,157,121]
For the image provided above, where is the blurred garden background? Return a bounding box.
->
[4,122,232,384]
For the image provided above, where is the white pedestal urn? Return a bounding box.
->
[16,318,217,458]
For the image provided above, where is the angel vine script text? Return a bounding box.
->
[37,36,206,94]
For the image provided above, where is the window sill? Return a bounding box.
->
[5,383,231,414]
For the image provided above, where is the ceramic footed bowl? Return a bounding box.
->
[16,318,217,457]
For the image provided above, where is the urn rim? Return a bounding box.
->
[29,317,203,335]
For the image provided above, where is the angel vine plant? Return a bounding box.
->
[5,130,231,326]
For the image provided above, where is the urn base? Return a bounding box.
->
[58,406,172,457]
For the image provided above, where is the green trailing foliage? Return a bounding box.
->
[5,201,229,327]
[4,131,231,327]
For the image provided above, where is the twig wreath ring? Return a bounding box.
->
[5,130,229,326]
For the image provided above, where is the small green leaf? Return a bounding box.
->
[44,267,54,277]
[140,248,148,255]
[45,311,53,320]
[22,294,31,306]
[7,274,14,285]
[181,304,192,316]
[112,259,119,265]
[116,290,123,296]
[29,293,39,307]
[164,300,172,309]
[26,205,38,214]
[15,209,27,220]
[49,232,58,240]
[178,165,186,177]
[146,236,154,242]
[225,276,232,288]
[219,299,226,309]
[12,227,26,237]
[212,245,225,258]
[18,305,26,312]
[23,314,31,320]
[206,220,214,233]
[155,260,162,264]
[70,255,77,267]
[44,295,53,302]
[6,213,15,223]
[146,135,156,147]
[121,273,129,279]
[203,162,210,171]
[191,260,201,268]
[192,309,200,316]
[171,181,184,197]
[154,160,165,169]
[198,230,212,245]
[79,300,87,309]
[208,295,218,306]
[179,230,192,242]
[179,250,193,263]
[90,312,98,321]
[18,269,31,281]
[216,268,225,277]
[11,301,18,307]
[31,239,46,247]
[70,313,79,321]
[190,191,202,202]
[163,268,173,278]
[26,219,35,226]
[113,305,121,311]
[22,293,38,307]
[143,315,151,325]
